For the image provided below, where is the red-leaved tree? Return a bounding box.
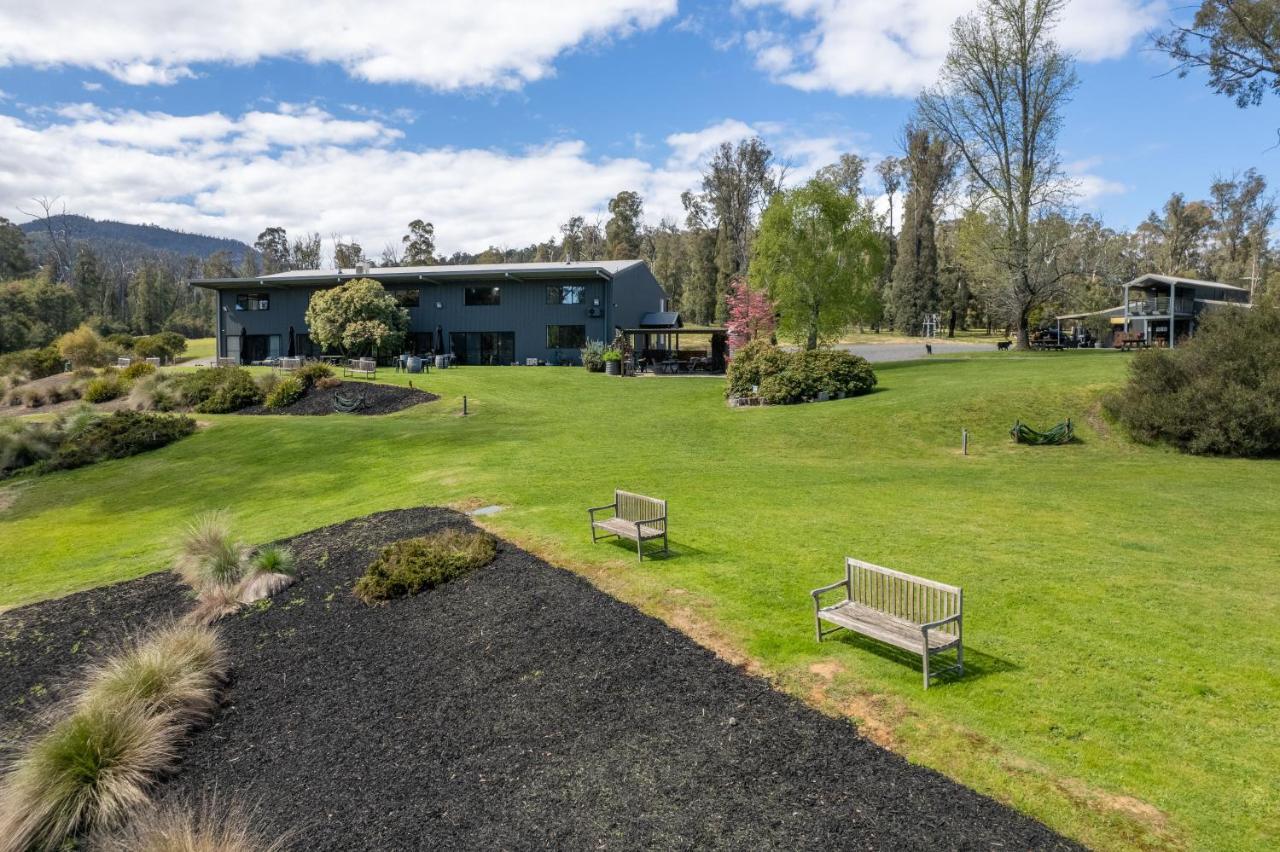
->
[726,276,777,349]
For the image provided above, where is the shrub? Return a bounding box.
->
[173,509,248,594]
[45,384,69,404]
[38,411,196,473]
[21,387,46,408]
[0,346,64,380]
[127,373,179,412]
[295,362,334,388]
[264,376,304,409]
[181,368,261,413]
[93,796,290,852]
[601,348,622,363]
[315,375,342,390]
[1103,303,1280,456]
[121,361,157,381]
[0,419,55,475]
[83,374,128,404]
[580,339,607,372]
[105,333,136,351]
[0,695,181,850]
[726,342,875,404]
[354,528,496,603]
[56,324,109,369]
[132,332,186,363]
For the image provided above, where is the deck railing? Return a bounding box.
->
[1127,297,1195,316]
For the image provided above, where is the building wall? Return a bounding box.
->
[216,272,663,363]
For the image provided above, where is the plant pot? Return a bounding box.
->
[605,361,620,376]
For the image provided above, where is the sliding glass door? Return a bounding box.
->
[449,332,515,365]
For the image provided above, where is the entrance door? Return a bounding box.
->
[449,332,515,365]
[225,334,241,364]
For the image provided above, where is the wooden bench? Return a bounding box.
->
[1115,330,1148,350]
[812,557,963,688]
[344,358,376,379]
[277,357,303,372]
[588,490,668,561]
[215,357,239,368]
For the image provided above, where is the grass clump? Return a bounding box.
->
[83,372,128,404]
[294,362,334,388]
[354,528,495,603]
[93,796,289,852]
[173,509,247,593]
[237,544,298,604]
[78,623,227,723]
[176,368,261,414]
[121,361,157,382]
[264,376,304,409]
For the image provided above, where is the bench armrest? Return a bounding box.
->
[587,503,616,520]
[810,580,849,602]
[920,613,961,632]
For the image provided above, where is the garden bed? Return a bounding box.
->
[236,380,437,416]
[0,509,1077,850]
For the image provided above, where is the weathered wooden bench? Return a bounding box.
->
[1115,330,1148,350]
[812,557,963,688]
[588,490,668,561]
[215,357,239,368]
[344,358,376,379]
[277,357,303,372]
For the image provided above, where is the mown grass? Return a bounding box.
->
[1,352,1277,850]
[174,338,214,364]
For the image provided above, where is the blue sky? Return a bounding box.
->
[1,0,1277,256]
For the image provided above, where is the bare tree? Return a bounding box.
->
[18,197,76,284]
[917,0,1078,348]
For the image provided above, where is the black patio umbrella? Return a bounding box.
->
[287,325,296,358]
[435,324,444,355]
[239,326,247,365]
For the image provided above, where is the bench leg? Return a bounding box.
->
[922,647,931,690]
[636,536,644,562]
[663,529,669,556]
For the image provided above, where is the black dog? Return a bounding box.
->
[925,343,932,355]
[997,340,1012,351]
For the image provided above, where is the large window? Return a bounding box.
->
[464,286,501,306]
[546,324,586,349]
[235,292,270,311]
[449,331,515,365]
[392,288,420,307]
[546,284,585,305]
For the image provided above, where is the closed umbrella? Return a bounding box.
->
[435,324,444,355]
[287,325,296,358]
[239,326,247,365]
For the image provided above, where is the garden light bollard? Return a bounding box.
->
[463,395,468,416]
[962,428,968,456]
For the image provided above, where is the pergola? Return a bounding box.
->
[620,318,728,373]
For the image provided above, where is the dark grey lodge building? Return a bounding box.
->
[192,260,669,365]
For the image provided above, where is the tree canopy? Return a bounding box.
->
[304,278,409,356]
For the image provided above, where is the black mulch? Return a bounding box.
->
[0,509,1080,850]
[236,380,437,416]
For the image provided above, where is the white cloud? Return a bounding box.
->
[0,108,856,254]
[1067,159,1128,206]
[0,1,676,90]
[739,0,1165,97]
[81,81,103,92]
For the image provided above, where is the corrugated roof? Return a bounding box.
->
[1125,273,1249,293]
[639,311,682,328]
[193,259,644,287]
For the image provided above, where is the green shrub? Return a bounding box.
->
[38,411,196,473]
[294,362,334,388]
[132,332,186,362]
[56,323,110,369]
[83,374,128,403]
[601,348,622,363]
[127,373,179,411]
[122,361,157,381]
[264,376,304,409]
[181,368,262,413]
[1104,303,1280,456]
[354,529,496,603]
[105,333,136,351]
[21,387,46,408]
[726,342,875,404]
[580,339,607,372]
[0,346,64,380]
[0,419,55,475]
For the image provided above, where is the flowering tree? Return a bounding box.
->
[725,276,777,349]
[304,278,408,356]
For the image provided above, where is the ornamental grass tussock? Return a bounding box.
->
[354,527,496,603]
[173,511,297,618]
[0,623,227,852]
[92,795,291,852]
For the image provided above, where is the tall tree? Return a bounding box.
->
[254,227,291,274]
[1138,193,1216,276]
[1207,169,1275,285]
[750,178,883,349]
[0,217,32,281]
[332,238,365,269]
[559,216,585,261]
[888,126,954,333]
[239,250,259,278]
[605,191,644,259]
[1155,2,1280,112]
[917,0,1078,348]
[71,247,109,317]
[201,251,236,279]
[291,232,323,269]
[401,219,436,265]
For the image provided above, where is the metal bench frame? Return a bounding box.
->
[588,490,668,561]
[344,358,376,379]
[812,557,963,688]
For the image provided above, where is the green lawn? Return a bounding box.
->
[174,337,214,363]
[2,353,1277,851]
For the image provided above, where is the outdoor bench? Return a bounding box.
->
[812,557,963,688]
[344,358,376,379]
[589,490,668,561]
[277,357,303,372]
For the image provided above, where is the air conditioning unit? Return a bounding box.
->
[587,307,602,318]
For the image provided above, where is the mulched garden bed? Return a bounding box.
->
[0,509,1079,850]
[236,380,437,416]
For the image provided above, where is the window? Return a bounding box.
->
[546,284,585,305]
[392,288,420,307]
[464,286,501,306]
[235,293,270,311]
[547,324,586,349]
[449,331,515,365]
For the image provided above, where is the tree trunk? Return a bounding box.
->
[1015,308,1031,350]
[807,303,820,350]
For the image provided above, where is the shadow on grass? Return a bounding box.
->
[823,630,1019,686]
[594,535,704,562]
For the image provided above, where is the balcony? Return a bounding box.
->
[1126,297,1195,317]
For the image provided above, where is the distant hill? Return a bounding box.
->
[19,215,255,264]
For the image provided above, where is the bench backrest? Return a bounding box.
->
[350,358,375,370]
[615,490,665,523]
[846,557,961,634]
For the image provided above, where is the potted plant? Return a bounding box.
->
[602,348,622,375]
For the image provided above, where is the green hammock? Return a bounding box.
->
[333,390,366,413]
[1010,418,1074,445]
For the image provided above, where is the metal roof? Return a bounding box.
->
[192,259,646,289]
[1124,273,1249,294]
[1055,305,1125,320]
[639,311,682,328]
